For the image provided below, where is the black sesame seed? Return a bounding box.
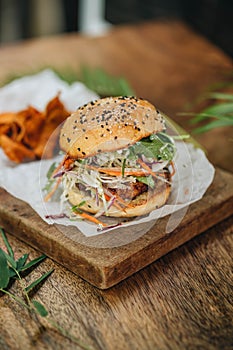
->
[82,151,86,155]
[67,137,71,143]
[114,136,118,140]
[77,147,81,151]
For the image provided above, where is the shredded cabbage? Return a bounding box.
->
[60,132,175,215]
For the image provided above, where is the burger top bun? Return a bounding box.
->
[59,96,165,159]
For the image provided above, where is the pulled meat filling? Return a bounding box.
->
[106,181,148,200]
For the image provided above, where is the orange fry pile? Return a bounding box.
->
[0,95,70,163]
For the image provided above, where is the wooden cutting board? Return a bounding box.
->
[0,167,232,289]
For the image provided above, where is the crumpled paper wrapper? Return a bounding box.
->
[0,70,215,237]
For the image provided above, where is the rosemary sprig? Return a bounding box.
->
[0,227,91,350]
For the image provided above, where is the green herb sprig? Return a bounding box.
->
[52,65,135,97]
[0,228,91,350]
[181,91,233,134]
[78,66,135,97]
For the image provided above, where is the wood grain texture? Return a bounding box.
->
[0,20,232,349]
[0,216,232,350]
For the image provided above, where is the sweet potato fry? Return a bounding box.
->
[0,95,70,163]
[0,124,11,135]
[19,107,45,148]
[0,134,36,163]
[34,95,70,159]
[0,107,43,145]
[0,113,18,124]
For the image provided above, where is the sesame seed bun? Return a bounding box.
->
[59,96,165,158]
[67,174,171,218]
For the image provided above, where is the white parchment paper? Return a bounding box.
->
[0,70,215,237]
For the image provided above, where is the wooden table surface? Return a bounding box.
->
[0,20,232,350]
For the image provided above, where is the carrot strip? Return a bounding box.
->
[50,154,74,180]
[63,157,74,170]
[104,186,134,208]
[44,177,62,202]
[105,193,121,209]
[74,210,107,227]
[104,192,129,211]
[85,164,149,177]
[137,158,172,182]
[137,158,158,179]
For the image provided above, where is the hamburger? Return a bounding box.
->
[57,96,176,218]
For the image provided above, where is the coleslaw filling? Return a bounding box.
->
[57,132,176,216]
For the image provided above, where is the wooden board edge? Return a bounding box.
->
[0,201,106,287]
[100,193,233,289]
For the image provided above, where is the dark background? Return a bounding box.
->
[105,0,233,57]
[0,0,232,57]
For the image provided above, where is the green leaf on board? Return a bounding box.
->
[21,254,47,272]
[3,251,17,269]
[25,269,54,293]
[8,267,18,279]
[16,254,29,271]
[0,228,14,258]
[0,249,10,289]
[32,300,48,317]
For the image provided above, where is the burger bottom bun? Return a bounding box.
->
[68,180,171,218]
